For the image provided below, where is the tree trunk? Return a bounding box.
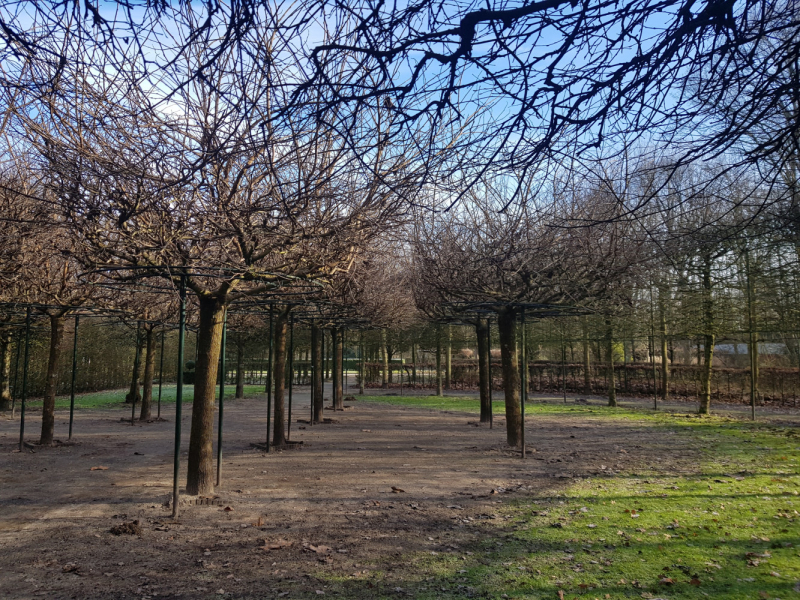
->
[445,325,452,390]
[582,317,591,394]
[186,298,225,496]
[359,335,365,395]
[311,324,323,423]
[699,258,715,414]
[659,287,669,401]
[411,343,417,386]
[272,307,289,445]
[40,314,66,446]
[235,341,244,399]
[606,319,617,407]
[140,328,156,421]
[498,307,521,447]
[476,319,491,422]
[125,330,143,404]
[323,331,329,381]
[436,326,443,396]
[381,329,389,388]
[333,328,343,410]
[0,330,11,411]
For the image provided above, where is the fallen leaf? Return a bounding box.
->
[659,577,674,585]
[689,578,701,586]
[261,539,292,552]
[557,590,565,600]
[222,506,233,512]
[90,466,109,471]
[305,544,331,555]
[391,486,405,493]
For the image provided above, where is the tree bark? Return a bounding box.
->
[445,325,452,390]
[359,335,365,395]
[436,326,443,396]
[498,307,521,447]
[186,298,225,496]
[659,286,669,401]
[698,257,715,414]
[235,340,244,399]
[323,331,329,381]
[333,328,343,410]
[140,328,156,421]
[125,329,143,404]
[582,317,591,394]
[476,319,491,422]
[0,330,11,411]
[272,307,289,445]
[40,314,65,446]
[411,343,417,386]
[380,329,389,388]
[605,318,617,407]
[311,324,324,423]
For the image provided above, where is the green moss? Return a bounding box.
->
[336,396,800,599]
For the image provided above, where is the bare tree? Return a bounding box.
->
[10,21,422,490]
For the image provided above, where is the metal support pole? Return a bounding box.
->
[650,287,658,410]
[487,319,493,429]
[332,328,339,409]
[561,329,567,404]
[131,321,142,425]
[18,307,31,451]
[287,317,294,440]
[216,310,227,487]
[359,331,365,395]
[68,315,79,440]
[520,309,527,459]
[746,248,757,421]
[266,305,273,451]
[157,329,165,420]
[311,325,315,425]
[172,276,187,519]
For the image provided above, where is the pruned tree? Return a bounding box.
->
[9,18,423,491]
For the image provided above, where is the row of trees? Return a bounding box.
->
[0,0,797,486]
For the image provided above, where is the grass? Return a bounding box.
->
[22,384,266,411]
[341,395,800,599]
[357,393,506,414]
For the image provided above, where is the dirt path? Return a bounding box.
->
[2,386,701,599]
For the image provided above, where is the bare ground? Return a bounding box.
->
[0,387,710,599]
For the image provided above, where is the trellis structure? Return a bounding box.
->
[80,265,316,517]
[0,302,126,450]
[440,301,592,458]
